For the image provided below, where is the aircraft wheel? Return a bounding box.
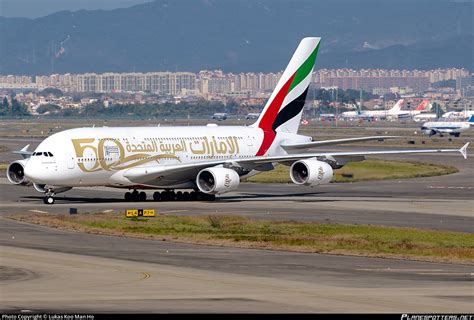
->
[124,192,132,201]
[190,191,197,201]
[182,191,190,201]
[176,191,183,201]
[153,192,161,201]
[205,193,216,201]
[169,191,176,201]
[139,191,147,202]
[43,196,55,205]
[131,190,139,202]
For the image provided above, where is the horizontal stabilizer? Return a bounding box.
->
[281,136,400,150]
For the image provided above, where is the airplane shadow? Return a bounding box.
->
[22,191,329,205]
[20,190,407,205]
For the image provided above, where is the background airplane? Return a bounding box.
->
[341,99,405,120]
[396,99,432,119]
[422,115,474,137]
[245,113,260,120]
[441,111,474,121]
[212,112,228,120]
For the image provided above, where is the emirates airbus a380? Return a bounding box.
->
[7,37,469,204]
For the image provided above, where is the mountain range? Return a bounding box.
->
[0,0,472,75]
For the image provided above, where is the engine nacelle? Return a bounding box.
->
[196,167,240,194]
[33,183,72,194]
[6,160,31,186]
[290,159,333,187]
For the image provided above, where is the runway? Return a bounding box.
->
[1,137,473,312]
[1,223,473,313]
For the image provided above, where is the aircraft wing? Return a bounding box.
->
[123,143,469,185]
[12,145,33,159]
[281,136,399,151]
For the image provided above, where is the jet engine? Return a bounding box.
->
[6,160,31,186]
[290,159,333,187]
[196,167,240,194]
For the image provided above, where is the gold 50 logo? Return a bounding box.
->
[72,138,179,172]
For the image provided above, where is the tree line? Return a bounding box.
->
[0,97,30,116]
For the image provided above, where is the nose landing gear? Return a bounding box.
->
[43,190,55,204]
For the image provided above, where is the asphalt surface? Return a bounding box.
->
[0,136,473,312]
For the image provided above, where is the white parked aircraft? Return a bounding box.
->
[341,99,405,120]
[245,113,260,120]
[212,113,228,120]
[442,111,474,121]
[422,115,474,137]
[413,113,437,122]
[7,37,470,204]
[396,99,432,119]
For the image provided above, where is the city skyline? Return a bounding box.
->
[0,68,469,95]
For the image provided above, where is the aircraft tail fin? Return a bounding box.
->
[415,99,430,111]
[252,37,321,155]
[468,115,474,123]
[389,99,404,112]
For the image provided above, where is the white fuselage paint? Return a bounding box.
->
[24,125,308,189]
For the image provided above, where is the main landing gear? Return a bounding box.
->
[124,190,147,202]
[124,190,216,202]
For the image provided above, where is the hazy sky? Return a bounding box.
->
[0,0,152,18]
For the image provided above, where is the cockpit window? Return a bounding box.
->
[32,152,36,156]
[36,152,43,156]
[44,153,49,157]
[48,152,53,157]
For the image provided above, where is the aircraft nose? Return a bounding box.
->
[24,160,35,180]
[24,159,42,182]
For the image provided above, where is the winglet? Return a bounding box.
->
[459,142,469,159]
[20,144,30,152]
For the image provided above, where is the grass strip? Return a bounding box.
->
[10,213,474,264]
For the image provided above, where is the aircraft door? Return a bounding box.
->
[247,135,253,147]
[67,153,75,169]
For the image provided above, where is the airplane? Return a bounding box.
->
[212,113,228,120]
[413,113,437,122]
[341,99,405,120]
[6,37,470,205]
[441,111,474,121]
[319,113,336,121]
[421,115,474,137]
[245,113,260,120]
[396,99,432,119]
